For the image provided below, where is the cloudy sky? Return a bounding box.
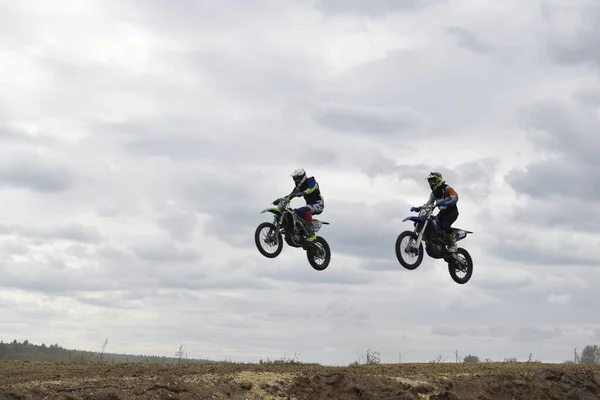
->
[0,0,598,365]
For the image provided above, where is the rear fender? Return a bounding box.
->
[452,228,473,242]
[311,219,329,232]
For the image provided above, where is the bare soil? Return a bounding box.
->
[0,360,599,399]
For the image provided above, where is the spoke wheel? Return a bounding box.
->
[395,231,423,270]
[254,222,283,258]
[306,236,331,271]
[447,248,473,284]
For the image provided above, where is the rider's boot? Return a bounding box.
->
[305,222,316,242]
[444,233,457,253]
[300,211,317,242]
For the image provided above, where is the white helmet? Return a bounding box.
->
[290,168,307,187]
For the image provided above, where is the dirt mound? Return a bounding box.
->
[0,360,598,399]
[480,369,600,400]
[288,371,421,399]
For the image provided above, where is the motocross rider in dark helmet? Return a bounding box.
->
[411,171,459,252]
[273,168,324,242]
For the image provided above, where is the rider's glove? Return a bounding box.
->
[272,198,281,205]
[436,200,446,207]
[410,206,420,212]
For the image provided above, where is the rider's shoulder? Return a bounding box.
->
[445,185,458,194]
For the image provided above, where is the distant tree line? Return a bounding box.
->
[0,339,215,364]
[3,339,599,365]
[460,344,600,365]
[364,344,600,365]
[564,345,600,365]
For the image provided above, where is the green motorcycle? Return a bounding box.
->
[254,197,331,271]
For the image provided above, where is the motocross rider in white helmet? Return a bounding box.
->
[273,168,324,242]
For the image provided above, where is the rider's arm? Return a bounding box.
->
[422,192,435,207]
[285,188,298,199]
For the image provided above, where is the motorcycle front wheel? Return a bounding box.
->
[254,222,283,258]
[395,231,423,270]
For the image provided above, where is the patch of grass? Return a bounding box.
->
[349,349,381,366]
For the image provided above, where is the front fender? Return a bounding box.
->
[402,216,425,223]
[260,207,281,215]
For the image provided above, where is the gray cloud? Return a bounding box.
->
[0,158,73,193]
[188,49,324,99]
[156,211,199,242]
[497,196,600,234]
[305,99,427,136]
[366,157,500,203]
[0,260,118,294]
[257,263,372,286]
[119,0,288,35]
[511,326,562,343]
[487,235,600,267]
[502,97,600,234]
[323,199,413,261]
[0,240,30,255]
[365,157,498,183]
[573,87,600,106]
[0,222,102,243]
[313,0,447,17]
[473,267,536,291]
[94,116,347,169]
[431,326,510,338]
[75,294,145,310]
[446,27,492,54]
[0,123,59,146]
[543,2,600,67]
[130,242,201,264]
[505,160,581,199]
[359,259,407,272]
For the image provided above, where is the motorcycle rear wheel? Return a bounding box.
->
[306,236,331,271]
[447,247,473,284]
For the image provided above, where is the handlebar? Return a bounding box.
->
[411,204,437,213]
[272,197,292,207]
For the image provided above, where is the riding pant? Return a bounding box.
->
[295,200,324,222]
[437,206,458,235]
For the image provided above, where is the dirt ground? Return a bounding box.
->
[0,360,599,400]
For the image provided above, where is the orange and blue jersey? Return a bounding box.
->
[425,185,458,208]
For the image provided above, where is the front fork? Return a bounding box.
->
[265,216,280,242]
[412,220,428,250]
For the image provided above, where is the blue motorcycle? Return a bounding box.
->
[395,204,474,284]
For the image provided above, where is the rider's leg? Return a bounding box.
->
[294,206,311,221]
[295,202,324,241]
[295,206,316,241]
[307,201,324,241]
[438,208,459,252]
